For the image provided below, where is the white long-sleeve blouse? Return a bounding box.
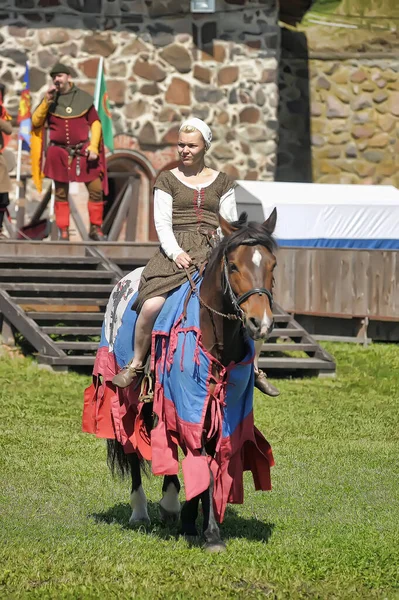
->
[154,177,238,261]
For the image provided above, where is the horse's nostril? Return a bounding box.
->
[249,317,261,330]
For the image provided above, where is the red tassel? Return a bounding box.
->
[54,201,70,229]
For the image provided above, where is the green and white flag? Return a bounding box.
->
[94,58,114,152]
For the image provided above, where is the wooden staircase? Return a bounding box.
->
[0,242,335,375]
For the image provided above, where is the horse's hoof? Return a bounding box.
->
[204,541,227,553]
[128,516,151,529]
[159,504,180,525]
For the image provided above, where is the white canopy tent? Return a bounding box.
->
[235,181,399,249]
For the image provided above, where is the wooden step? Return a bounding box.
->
[0,256,101,265]
[53,341,100,350]
[261,342,319,352]
[42,326,102,335]
[4,283,114,293]
[268,328,305,338]
[16,297,108,306]
[257,357,335,370]
[37,354,96,366]
[0,269,114,279]
[27,312,105,321]
[272,314,292,323]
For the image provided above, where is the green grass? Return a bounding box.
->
[1,343,398,599]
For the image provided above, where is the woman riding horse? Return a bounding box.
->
[112,118,279,397]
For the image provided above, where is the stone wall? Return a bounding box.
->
[0,0,279,183]
[277,21,399,188]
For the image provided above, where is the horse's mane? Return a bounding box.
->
[206,212,277,273]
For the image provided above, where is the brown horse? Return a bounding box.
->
[105,209,277,552]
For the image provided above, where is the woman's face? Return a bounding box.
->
[177,130,206,168]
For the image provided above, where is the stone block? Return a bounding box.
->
[138,121,156,146]
[316,76,330,90]
[350,69,367,84]
[352,125,375,139]
[160,44,192,73]
[311,102,323,117]
[38,49,58,70]
[331,68,349,85]
[387,92,399,116]
[194,86,223,104]
[121,39,149,56]
[79,58,99,79]
[82,34,116,57]
[158,107,180,123]
[161,125,180,145]
[353,162,376,178]
[218,66,239,86]
[125,99,147,119]
[193,65,211,84]
[239,106,261,124]
[312,134,325,147]
[319,160,340,175]
[363,150,384,163]
[335,87,351,104]
[39,28,70,45]
[326,96,349,118]
[368,133,390,148]
[377,113,395,132]
[166,78,191,105]
[30,66,47,92]
[140,83,160,96]
[133,56,167,82]
[107,80,125,105]
[345,144,357,158]
[351,94,372,111]
[212,144,234,160]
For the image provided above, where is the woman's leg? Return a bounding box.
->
[131,295,166,368]
[254,339,280,397]
[112,295,166,388]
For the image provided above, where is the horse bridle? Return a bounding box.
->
[222,239,274,322]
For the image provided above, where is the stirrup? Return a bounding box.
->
[139,371,154,403]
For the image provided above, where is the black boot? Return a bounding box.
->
[89,224,106,241]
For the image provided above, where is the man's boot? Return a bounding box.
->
[254,369,280,397]
[58,227,69,241]
[89,224,106,241]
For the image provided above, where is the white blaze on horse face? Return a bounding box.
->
[260,309,273,338]
[252,248,262,268]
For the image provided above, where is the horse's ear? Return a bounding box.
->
[219,214,239,237]
[262,207,277,235]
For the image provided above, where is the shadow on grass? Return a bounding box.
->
[91,502,274,544]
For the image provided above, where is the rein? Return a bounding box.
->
[184,237,274,323]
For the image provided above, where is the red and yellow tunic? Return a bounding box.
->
[31,85,107,192]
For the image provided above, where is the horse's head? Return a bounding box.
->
[219,209,277,341]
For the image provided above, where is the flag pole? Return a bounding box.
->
[94,57,104,111]
[15,136,23,205]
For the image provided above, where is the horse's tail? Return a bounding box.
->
[106,439,150,479]
[106,439,132,478]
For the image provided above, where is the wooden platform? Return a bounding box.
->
[0,240,335,375]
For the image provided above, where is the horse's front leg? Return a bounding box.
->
[201,465,226,553]
[159,475,181,525]
[128,453,150,527]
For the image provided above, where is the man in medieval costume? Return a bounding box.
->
[31,63,107,241]
[0,84,13,240]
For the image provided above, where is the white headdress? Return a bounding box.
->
[179,117,212,150]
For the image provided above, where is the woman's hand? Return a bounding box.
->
[175,251,192,270]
